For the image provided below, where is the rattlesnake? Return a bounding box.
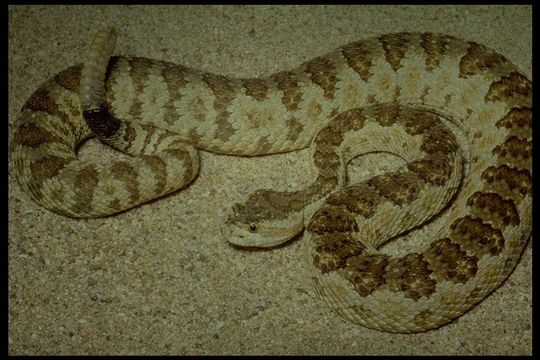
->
[10,28,531,333]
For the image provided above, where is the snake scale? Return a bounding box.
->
[10,28,531,333]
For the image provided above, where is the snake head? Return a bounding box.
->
[221,190,305,248]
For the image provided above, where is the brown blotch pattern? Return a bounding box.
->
[111,161,140,205]
[408,152,456,186]
[255,135,273,154]
[202,73,237,105]
[213,114,237,144]
[450,215,505,256]
[481,164,532,197]
[399,108,452,140]
[241,78,270,101]
[492,136,532,161]
[270,70,303,111]
[495,107,532,138]
[312,233,365,273]
[187,128,202,144]
[330,107,367,131]
[138,125,161,154]
[372,105,400,127]
[368,171,426,206]
[72,165,99,214]
[340,40,379,82]
[14,121,65,149]
[485,72,532,103]
[30,155,69,184]
[307,206,359,235]
[420,128,458,154]
[22,88,70,125]
[161,62,191,123]
[163,148,194,183]
[467,192,520,226]
[379,33,413,72]
[325,184,382,219]
[54,64,82,92]
[285,117,304,143]
[459,42,510,78]
[424,238,478,284]
[142,155,168,195]
[202,73,238,144]
[420,33,453,71]
[344,254,390,297]
[128,57,157,89]
[304,56,338,100]
[387,253,437,300]
[161,61,190,90]
[312,147,340,178]
[127,57,157,118]
[122,122,138,151]
[313,125,345,147]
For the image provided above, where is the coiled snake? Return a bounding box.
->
[10,28,531,332]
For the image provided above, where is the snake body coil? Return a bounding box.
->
[10,29,531,332]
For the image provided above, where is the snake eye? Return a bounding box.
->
[249,224,258,233]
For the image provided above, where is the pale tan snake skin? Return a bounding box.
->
[10,28,531,333]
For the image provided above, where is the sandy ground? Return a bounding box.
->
[8,5,531,355]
